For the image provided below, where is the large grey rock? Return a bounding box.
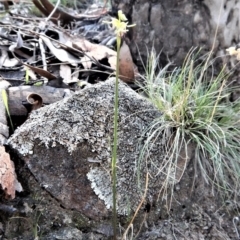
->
[112,0,239,66]
[8,78,164,219]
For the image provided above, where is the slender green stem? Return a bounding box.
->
[25,68,29,84]
[112,35,121,239]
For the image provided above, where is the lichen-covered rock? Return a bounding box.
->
[44,227,83,240]
[8,78,164,218]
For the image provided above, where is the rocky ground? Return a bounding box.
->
[0,0,240,240]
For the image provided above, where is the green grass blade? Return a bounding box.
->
[1,89,14,131]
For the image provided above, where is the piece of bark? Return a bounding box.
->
[0,146,22,199]
[7,86,73,116]
[26,93,43,113]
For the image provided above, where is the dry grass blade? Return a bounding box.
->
[122,173,149,240]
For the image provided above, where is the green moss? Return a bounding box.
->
[72,212,92,229]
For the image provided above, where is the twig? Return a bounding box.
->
[122,173,149,240]
[134,212,147,239]
[45,0,60,22]
[38,38,47,71]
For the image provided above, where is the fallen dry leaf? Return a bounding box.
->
[22,63,57,80]
[40,35,80,66]
[80,55,93,69]
[73,38,117,69]
[60,65,72,83]
[8,36,57,80]
[119,41,135,82]
[0,146,22,199]
[0,50,19,68]
[74,38,135,82]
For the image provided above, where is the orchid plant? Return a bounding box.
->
[104,10,135,239]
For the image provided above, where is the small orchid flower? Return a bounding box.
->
[226,46,240,60]
[104,10,135,37]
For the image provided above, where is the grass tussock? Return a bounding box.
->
[139,48,240,202]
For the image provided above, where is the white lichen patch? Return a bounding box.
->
[87,168,112,210]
